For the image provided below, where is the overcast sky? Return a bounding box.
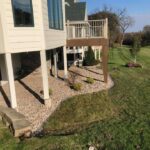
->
[82,0,150,32]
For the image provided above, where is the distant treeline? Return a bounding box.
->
[123,26,150,46]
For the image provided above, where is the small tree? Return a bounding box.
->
[130,35,141,63]
[84,47,96,66]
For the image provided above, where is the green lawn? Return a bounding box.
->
[0,46,150,150]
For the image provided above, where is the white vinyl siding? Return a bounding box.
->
[0,16,4,53]
[0,0,42,53]
[0,0,66,54]
[42,0,66,50]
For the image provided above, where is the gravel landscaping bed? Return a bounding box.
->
[0,65,114,132]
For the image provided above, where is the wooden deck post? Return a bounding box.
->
[102,40,109,83]
[40,50,51,107]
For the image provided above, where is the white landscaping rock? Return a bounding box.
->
[0,66,114,132]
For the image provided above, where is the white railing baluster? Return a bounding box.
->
[66,19,108,39]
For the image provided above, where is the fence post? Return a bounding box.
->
[104,18,108,39]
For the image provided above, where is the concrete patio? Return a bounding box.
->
[0,65,113,133]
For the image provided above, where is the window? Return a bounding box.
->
[12,0,34,27]
[47,0,63,30]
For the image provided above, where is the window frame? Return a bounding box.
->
[11,0,34,27]
[47,0,64,30]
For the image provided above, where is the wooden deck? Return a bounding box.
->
[66,38,109,83]
[67,38,108,47]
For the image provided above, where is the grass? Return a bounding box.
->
[0,46,150,149]
[0,122,20,149]
[43,91,117,135]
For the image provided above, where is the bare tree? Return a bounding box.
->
[117,9,135,46]
[89,7,134,47]
[89,6,120,47]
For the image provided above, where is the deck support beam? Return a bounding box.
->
[63,46,68,79]
[53,49,58,78]
[40,50,51,107]
[5,53,17,109]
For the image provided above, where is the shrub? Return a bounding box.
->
[84,47,98,66]
[86,77,94,84]
[71,83,82,91]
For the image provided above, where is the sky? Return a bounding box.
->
[82,0,150,32]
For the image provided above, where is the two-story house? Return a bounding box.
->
[0,0,68,109]
[0,0,109,110]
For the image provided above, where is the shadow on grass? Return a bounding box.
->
[37,121,100,137]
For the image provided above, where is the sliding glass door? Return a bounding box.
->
[47,0,63,30]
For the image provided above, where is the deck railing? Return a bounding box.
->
[66,19,108,39]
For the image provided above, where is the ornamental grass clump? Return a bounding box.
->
[71,83,82,91]
[86,77,94,84]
